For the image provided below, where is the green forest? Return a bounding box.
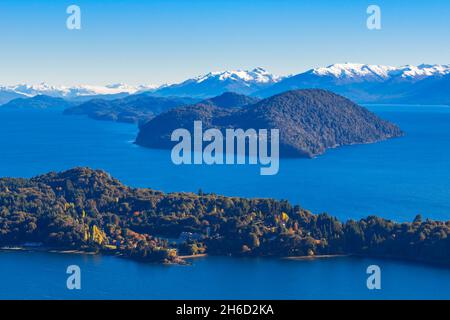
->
[0,167,448,265]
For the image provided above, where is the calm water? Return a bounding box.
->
[0,250,449,300]
[0,105,449,299]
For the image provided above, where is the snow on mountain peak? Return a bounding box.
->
[0,83,158,99]
[193,68,280,84]
[312,63,398,80]
[396,64,450,79]
[311,63,450,81]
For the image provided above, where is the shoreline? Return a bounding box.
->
[1,247,448,268]
[179,253,208,260]
[283,254,350,261]
[48,249,97,255]
[0,246,97,255]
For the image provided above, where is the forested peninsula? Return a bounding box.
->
[0,168,448,265]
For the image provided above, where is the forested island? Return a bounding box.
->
[0,168,448,266]
[136,90,403,157]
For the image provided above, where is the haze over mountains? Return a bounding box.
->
[0,83,158,104]
[1,63,449,106]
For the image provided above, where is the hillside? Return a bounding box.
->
[64,93,198,124]
[136,89,403,157]
[1,95,74,110]
[201,91,260,108]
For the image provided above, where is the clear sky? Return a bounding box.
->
[0,0,449,86]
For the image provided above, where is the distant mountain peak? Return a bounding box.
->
[153,68,280,99]
[0,83,159,103]
[310,62,450,80]
[256,63,450,104]
[311,63,398,80]
[192,67,280,84]
[396,64,450,79]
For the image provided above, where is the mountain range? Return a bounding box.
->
[1,63,449,106]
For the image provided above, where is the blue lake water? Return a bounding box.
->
[1,250,450,300]
[0,105,449,299]
[1,105,449,221]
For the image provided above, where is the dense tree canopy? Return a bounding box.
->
[0,168,448,265]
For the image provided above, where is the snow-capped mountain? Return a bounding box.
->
[153,67,281,98]
[0,83,158,104]
[309,63,450,81]
[311,63,399,81]
[257,63,450,104]
[193,67,280,84]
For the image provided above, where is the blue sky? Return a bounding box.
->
[0,0,449,86]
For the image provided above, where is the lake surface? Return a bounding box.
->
[1,105,450,221]
[1,250,450,300]
[0,105,449,299]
